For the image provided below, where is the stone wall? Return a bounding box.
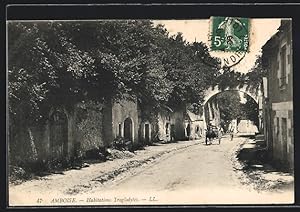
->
[185,120,203,140]
[157,110,173,142]
[74,101,105,157]
[110,98,139,144]
[262,20,293,170]
[9,97,191,170]
[9,101,105,169]
[156,107,185,143]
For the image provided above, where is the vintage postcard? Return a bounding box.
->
[7,15,294,206]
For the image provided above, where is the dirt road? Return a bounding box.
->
[9,136,294,206]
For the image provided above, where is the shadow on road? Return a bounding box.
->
[236,135,294,193]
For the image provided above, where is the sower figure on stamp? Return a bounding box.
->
[217,17,243,50]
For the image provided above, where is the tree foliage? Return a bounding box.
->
[240,93,259,126]
[214,90,259,131]
[242,55,266,95]
[8,20,220,124]
[217,55,266,96]
[214,91,244,123]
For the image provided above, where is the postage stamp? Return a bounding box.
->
[210,16,249,52]
[207,16,250,68]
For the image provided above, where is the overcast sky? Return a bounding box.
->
[153,18,281,73]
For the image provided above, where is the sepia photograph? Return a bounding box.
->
[7,15,294,206]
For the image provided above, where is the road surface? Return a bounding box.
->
[9,136,294,205]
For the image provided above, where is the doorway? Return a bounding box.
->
[124,118,133,141]
[145,123,150,143]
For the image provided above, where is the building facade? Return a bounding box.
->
[103,97,140,145]
[184,111,204,139]
[151,105,186,143]
[203,98,221,130]
[262,19,293,170]
[9,96,190,168]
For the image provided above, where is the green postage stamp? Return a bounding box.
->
[211,17,249,52]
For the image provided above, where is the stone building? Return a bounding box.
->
[261,19,293,170]
[9,101,105,168]
[103,97,139,145]
[152,105,186,143]
[184,111,204,139]
[9,95,189,168]
[203,98,221,129]
[9,97,141,168]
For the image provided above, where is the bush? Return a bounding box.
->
[112,136,133,151]
[9,165,29,182]
[84,147,109,161]
[131,142,145,151]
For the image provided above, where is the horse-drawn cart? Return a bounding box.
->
[205,125,222,145]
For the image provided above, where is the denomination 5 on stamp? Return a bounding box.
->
[211,16,249,52]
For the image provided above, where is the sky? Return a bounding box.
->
[153,18,281,74]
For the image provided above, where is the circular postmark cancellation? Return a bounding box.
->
[200,16,250,69]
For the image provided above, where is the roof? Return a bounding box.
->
[186,111,202,122]
[262,19,292,52]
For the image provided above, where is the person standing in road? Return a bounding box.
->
[229,125,234,141]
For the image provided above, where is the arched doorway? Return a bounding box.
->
[124,118,133,141]
[186,123,191,138]
[50,110,68,162]
[144,123,150,143]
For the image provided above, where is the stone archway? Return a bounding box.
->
[124,117,134,141]
[49,110,68,162]
[203,85,259,106]
[202,85,261,133]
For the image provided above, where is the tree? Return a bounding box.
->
[213,90,259,131]
[8,22,98,124]
[211,55,266,98]
[8,20,220,126]
[214,91,245,131]
[243,55,266,95]
[241,93,259,126]
[159,33,219,113]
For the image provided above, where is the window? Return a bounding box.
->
[280,45,287,87]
